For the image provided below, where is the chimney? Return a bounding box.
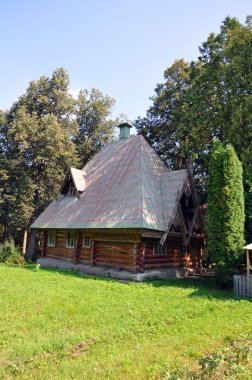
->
[118,122,132,140]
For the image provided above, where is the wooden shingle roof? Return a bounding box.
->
[31,135,189,231]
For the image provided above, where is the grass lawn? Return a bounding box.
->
[0,264,251,379]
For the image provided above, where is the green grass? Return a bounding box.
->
[0,264,251,379]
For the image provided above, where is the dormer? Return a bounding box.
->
[60,167,86,197]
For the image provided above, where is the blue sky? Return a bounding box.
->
[0,0,251,121]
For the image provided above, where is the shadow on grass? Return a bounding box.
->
[143,276,252,302]
[4,263,251,302]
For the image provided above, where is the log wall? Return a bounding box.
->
[43,229,141,271]
[46,231,74,261]
[43,229,203,272]
[144,236,202,269]
[94,241,135,271]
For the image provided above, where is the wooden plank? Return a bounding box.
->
[141,230,162,238]
[46,254,72,261]
[145,263,180,269]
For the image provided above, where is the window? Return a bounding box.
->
[153,241,166,255]
[66,232,75,248]
[47,231,56,247]
[83,236,91,248]
[68,182,76,196]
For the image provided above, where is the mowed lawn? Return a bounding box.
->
[0,265,251,379]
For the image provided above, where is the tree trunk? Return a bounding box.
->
[27,229,36,260]
[22,227,28,255]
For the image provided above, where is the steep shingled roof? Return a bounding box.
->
[31,135,188,231]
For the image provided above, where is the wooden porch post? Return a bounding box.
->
[22,226,28,255]
[246,249,250,276]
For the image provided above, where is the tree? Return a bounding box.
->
[222,144,244,264]
[134,59,191,169]
[244,165,252,242]
[207,141,244,272]
[74,88,116,166]
[0,68,120,254]
[207,140,225,262]
[134,15,252,224]
[1,68,79,253]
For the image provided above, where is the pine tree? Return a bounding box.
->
[208,142,245,270]
[222,144,245,264]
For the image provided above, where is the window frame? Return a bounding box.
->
[47,231,56,247]
[83,236,91,248]
[65,231,75,249]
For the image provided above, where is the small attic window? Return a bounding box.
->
[60,168,85,197]
[68,182,76,197]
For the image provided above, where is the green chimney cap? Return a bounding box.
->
[118,122,132,140]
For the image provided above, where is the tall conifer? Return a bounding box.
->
[208,141,245,267]
[222,144,245,264]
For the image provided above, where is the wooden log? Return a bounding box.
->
[46,254,72,261]
[145,263,180,269]
[141,230,162,238]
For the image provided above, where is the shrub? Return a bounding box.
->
[162,335,252,379]
[214,264,238,289]
[0,240,25,265]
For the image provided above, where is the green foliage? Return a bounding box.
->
[207,141,245,280]
[0,239,25,265]
[207,140,225,261]
[0,266,251,379]
[1,68,78,241]
[222,144,245,263]
[74,88,116,166]
[162,335,252,379]
[214,265,239,289]
[0,68,117,246]
[244,165,252,242]
[134,15,252,209]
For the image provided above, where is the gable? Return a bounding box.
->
[60,168,86,196]
[163,172,205,246]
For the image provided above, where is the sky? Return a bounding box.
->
[0,0,251,122]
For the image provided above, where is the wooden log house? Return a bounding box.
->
[31,123,205,273]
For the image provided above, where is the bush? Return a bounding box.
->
[0,240,25,265]
[215,265,238,289]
